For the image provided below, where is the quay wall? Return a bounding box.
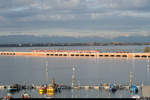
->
[0,51,150,58]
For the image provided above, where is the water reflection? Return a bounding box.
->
[39,91,55,98]
[146,60,150,73]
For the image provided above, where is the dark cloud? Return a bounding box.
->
[0,0,150,37]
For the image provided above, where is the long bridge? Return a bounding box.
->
[0,50,150,58]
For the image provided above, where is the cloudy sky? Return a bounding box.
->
[0,0,150,38]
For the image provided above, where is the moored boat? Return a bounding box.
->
[7,84,22,92]
[39,86,47,93]
[109,84,117,92]
[47,86,56,92]
[104,83,109,90]
[93,85,100,90]
[130,85,138,93]
[84,86,90,90]
[22,92,31,98]
[7,86,18,92]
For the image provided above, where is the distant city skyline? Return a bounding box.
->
[0,0,150,38]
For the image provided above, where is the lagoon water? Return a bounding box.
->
[0,46,150,98]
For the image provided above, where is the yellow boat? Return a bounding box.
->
[47,91,55,96]
[47,86,56,92]
[39,87,47,94]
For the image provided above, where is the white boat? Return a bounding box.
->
[22,92,31,98]
[131,95,140,98]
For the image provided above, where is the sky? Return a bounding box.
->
[0,0,150,38]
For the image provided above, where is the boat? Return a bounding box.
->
[7,84,22,92]
[104,83,110,90]
[129,57,138,93]
[47,79,59,92]
[93,85,100,90]
[109,84,117,92]
[39,62,49,94]
[39,62,60,95]
[47,86,56,92]
[130,85,138,93]
[131,95,140,98]
[39,85,47,94]
[84,86,90,90]
[22,92,31,98]
[7,85,18,92]
[47,91,55,97]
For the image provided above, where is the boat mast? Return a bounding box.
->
[129,49,135,87]
[72,65,76,87]
[46,62,49,85]
[129,72,133,87]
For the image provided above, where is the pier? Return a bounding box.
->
[0,50,150,59]
[142,86,150,97]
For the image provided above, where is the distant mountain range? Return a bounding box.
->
[0,35,149,44]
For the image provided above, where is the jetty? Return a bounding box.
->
[142,86,150,97]
[0,50,150,59]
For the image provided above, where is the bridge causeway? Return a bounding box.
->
[0,51,150,58]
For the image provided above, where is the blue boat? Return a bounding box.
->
[130,85,138,93]
[7,84,21,92]
[7,86,18,92]
[109,84,117,92]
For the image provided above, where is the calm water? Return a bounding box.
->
[0,46,150,98]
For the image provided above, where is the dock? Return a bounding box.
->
[1,82,148,98]
[0,50,150,59]
[142,86,150,97]
[0,83,141,91]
